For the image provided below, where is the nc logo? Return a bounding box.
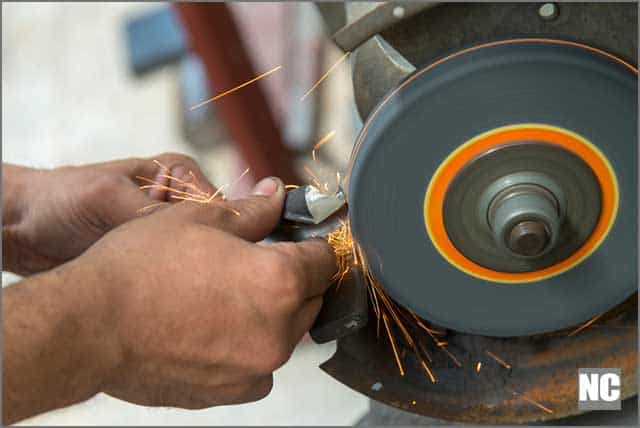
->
[578,368,621,410]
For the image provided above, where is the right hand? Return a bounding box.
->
[64,177,336,409]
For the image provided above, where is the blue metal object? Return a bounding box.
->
[124,6,187,76]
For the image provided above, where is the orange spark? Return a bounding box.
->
[136,201,168,214]
[416,340,433,363]
[420,360,437,384]
[485,350,512,369]
[411,311,461,367]
[220,167,250,200]
[190,65,283,110]
[300,51,350,101]
[138,182,201,199]
[136,160,247,215]
[159,174,209,197]
[153,159,170,172]
[476,362,482,373]
[312,130,337,161]
[383,314,405,376]
[323,218,464,381]
[440,345,462,368]
[568,313,603,337]
[326,221,355,288]
[303,165,323,189]
[512,391,554,414]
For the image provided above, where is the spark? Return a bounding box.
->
[221,167,250,200]
[300,51,350,101]
[383,313,405,376]
[168,195,241,216]
[420,360,437,384]
[324,219,455,381]
[303,165,323,189]
[159,174,209,197]
[136,201,168,214]
[136,160,247,215]
[326,221,355,288]
[414,318,447,336]
[476,362,482,372]
[190,65,283,110]
[410,310,460,367]
[312,130,337,161]
[568,313,603,337]
[439,345,462,368]
[153,159,170,172]
[409,311,446,336]
[204,185,227,203]
[416,340,433,363]
[511,391,553,414]
[485,350,512,369]
[138,183,201,199]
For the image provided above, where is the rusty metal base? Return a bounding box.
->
[321,297,637,424]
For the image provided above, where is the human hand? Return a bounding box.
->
[62,177,336,408]
[2,153,215,275]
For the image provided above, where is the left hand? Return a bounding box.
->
[2,153,216,275]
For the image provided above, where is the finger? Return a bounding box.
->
[290,297,323,346]
[165,376,274,408]
[100,153,217,202]
[106,375,273,409]
[174,177,286,242]
[270,239,337,299]
[102,183,161,225]
[213,376,274,405]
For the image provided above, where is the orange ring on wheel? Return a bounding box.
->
[424,124,619,284]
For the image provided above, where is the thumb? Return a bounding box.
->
[182,177,286,242]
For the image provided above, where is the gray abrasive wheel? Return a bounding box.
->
[348,38,637,337]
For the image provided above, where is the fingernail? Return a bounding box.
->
[252,177,280,196]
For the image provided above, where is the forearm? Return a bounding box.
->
[2,164,34,274]
[2,262,118,424]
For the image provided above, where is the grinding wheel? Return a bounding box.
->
[348,38,637,337]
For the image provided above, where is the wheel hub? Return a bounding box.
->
[443,142,598,272]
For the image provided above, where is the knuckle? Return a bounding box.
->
[92,172,122,190]
[264,253,303,305]
[251,377,274,401]
[83,173,126,200]
[178,397,214,410]
[258,342,291,373]
[219,377,274,405]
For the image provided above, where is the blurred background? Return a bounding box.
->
[2,2,367,425]
[5,3,638,426]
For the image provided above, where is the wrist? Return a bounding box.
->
[56,259,124,389]
[2,262,121,423]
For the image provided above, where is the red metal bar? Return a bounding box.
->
[175,3,300,184]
